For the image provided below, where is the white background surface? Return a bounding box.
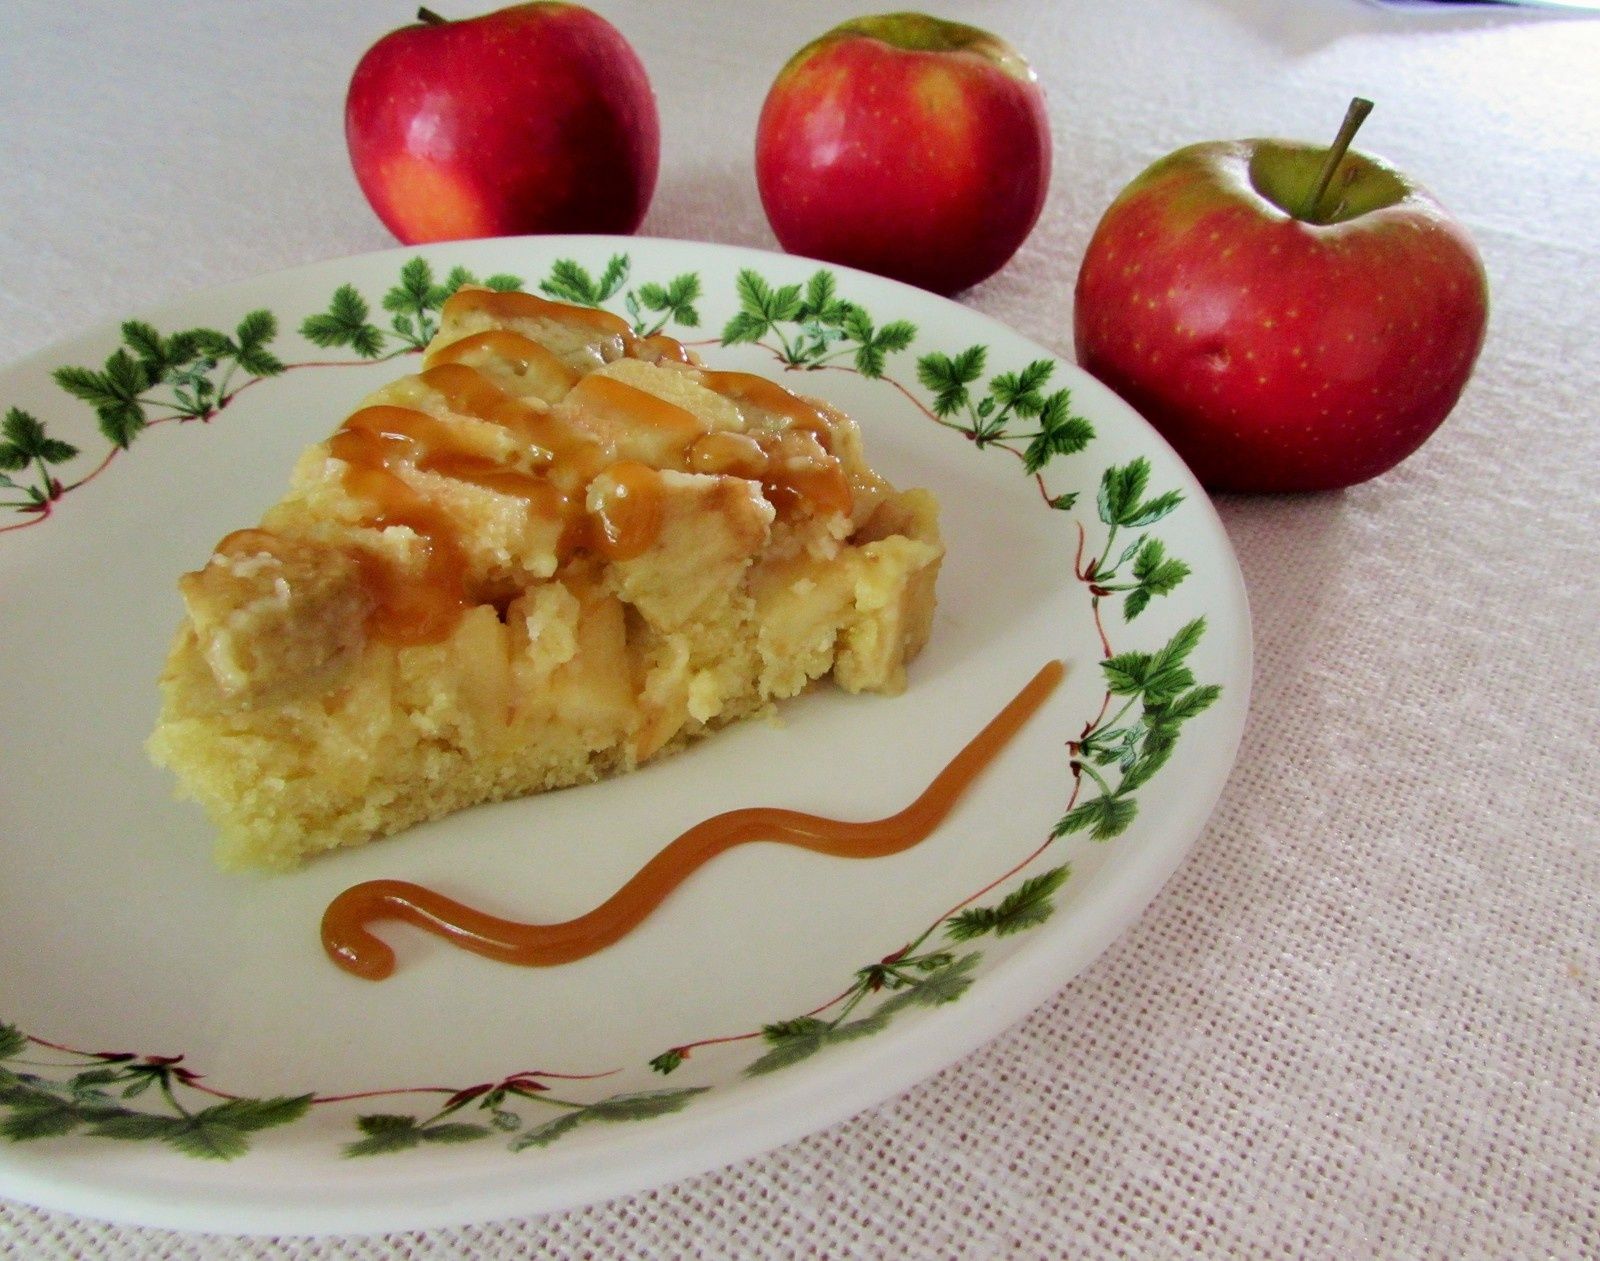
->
[2,0,1597,1255]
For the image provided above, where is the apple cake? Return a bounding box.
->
[148,286,942,870]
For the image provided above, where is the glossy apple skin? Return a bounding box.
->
[1074,140,1488,492]
[345,3,658,244]
[756,15,1050,296]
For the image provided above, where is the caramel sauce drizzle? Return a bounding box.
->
[587,459,665,561]
[564,373,707,448]
[695,369,853,516]
[442,287,638,338]
[696,369,833,437]
[320,661,1065,981]
[440,287,696,365]
[327,406,475,644]
[422,328,580,388]
[306,290,856,645]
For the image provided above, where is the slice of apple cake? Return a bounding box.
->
[148,286,942,870]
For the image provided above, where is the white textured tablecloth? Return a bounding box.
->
[3,0,1597,1255]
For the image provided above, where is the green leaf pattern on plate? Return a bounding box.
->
[1,251,1221,1157]
[0,1025,310,1161]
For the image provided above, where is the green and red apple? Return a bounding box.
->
[755,13,1051,296]
[345,3,659,244]
[1074,100,1488,492]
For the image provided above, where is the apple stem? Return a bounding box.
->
[416,6,446,24]
[1301,97,1374,223]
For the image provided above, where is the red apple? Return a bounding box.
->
[755,13,1051,296]
[1074,100,1488,492]
[345,3,659,244]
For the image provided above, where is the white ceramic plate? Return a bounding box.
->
[0,236,1250,1235]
